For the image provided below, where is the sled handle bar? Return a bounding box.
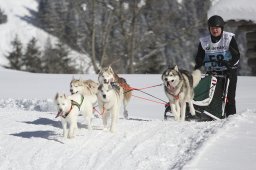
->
[202,73,226,78]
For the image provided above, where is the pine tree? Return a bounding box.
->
[23,37,42,73]
[41,38,56,73]
[0,8,7,24]
[54,40,77,73]
[42,39,77,73]
[5,35,23,70]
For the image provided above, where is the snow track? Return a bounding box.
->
[0,105,226,170]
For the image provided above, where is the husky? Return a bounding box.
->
[97,83,123,133]
[70,77,98,96]
[161,65,201,121]
[55,93,94,138]
[70,77,98,106]
[98,66,132,119]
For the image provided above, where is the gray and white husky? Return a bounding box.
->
[55,93,94,138]
[98,66,132,119]
[97,83,123,133]
[161,65,201,121]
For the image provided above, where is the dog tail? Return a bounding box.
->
[192,69,202,88]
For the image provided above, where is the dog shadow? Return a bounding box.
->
[23,117,62,128]
[10,130,64,144]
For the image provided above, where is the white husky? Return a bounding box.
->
[161,65,201,121]
[70,77,98,105]
[97,83,123,132]
[55,93,94,138]
[98,66,132,119]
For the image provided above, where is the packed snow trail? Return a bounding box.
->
[0,105,226,170]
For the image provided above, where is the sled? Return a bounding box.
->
[192,73,230,121]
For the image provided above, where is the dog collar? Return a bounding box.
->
[62,105,73,118]
[55,105,73,119]
[165,86,180,100]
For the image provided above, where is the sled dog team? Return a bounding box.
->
[55,65,201,138]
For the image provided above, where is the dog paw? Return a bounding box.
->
[123,111,128,119]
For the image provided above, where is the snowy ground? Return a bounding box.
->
[0,67,256,170]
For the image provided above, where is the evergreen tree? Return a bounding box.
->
[41,38,56,73]
[54,41,77,73]
[5,35,23,70]
[0,8,7,24]
[42,39,77,73]
[23,37,42,73]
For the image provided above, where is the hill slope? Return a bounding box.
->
[0,0,92,73]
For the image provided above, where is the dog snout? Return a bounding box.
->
[102,94,106,99]
[70,89,73,94]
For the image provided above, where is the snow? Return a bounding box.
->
[209,0,256,22]
[0,67,256,170]
[1,0,256,169]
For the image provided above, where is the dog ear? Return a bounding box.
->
[55,93,59,100]
[96,69,100,74]
[108,66,114,73]
[174,65,178,71]
[108,84,112,89]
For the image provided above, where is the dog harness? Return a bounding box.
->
[165,69,192,101]
[56,95,84,118]
[165,86,180,100]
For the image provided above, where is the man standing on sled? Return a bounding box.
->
[194,15,240,117]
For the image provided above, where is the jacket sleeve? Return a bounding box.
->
[229,36,240,67]
[194,42,205,70]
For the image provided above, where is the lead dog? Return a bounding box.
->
[97,83,123,132]
[98,66,132,119]
[55,93,94,138]
[161,65,201,121]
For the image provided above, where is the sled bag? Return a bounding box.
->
[193,75,217,106]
